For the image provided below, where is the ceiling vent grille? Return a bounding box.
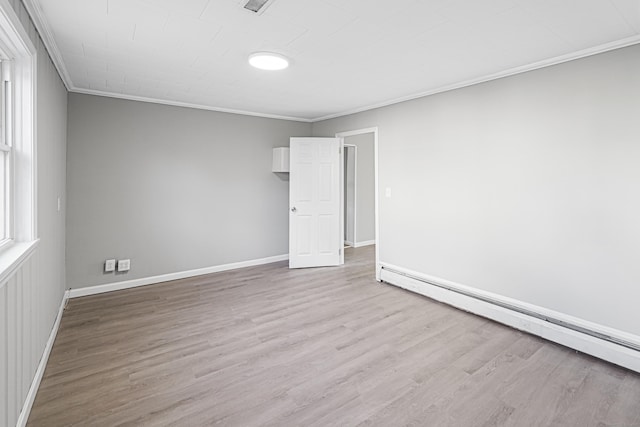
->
[244,0,274,14]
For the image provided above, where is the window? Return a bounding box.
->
[0,57,12,246]
[0,3,36,260]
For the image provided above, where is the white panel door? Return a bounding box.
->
[289,137,342,268]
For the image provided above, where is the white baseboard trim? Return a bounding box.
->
[379,263,640,373]
[17,289,69,427]
[69,254,289,298]
[353,240,375,248]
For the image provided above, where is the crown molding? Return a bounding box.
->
[71,88,313,122]
[22,0,72,90]
[311,35,640,122]
[17,0,640,124]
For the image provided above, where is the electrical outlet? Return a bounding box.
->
[117,259,130,272]
[104,259,116,272]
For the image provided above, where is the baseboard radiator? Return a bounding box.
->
[379,265,640,372]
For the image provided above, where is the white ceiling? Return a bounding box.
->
[24,0,640,121]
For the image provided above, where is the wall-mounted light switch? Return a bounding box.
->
[104,259,116,272]
[385,187,392,198]
[117,259,131,272]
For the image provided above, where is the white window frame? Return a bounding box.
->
[0,56,14,247]
[0,0,37,276]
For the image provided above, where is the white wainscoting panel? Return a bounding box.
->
[0,249,66,427]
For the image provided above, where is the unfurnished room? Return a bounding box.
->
[1,0,640,425]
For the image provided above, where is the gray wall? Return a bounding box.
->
[1,1,67,426]
[344,133,375,244]
[313,44,640,338]
[67,94,310,289]
[344,146,355,244]
[35,10,68,324]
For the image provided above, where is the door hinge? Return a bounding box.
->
[339,248,341,255]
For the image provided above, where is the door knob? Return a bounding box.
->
[291,207,297,212]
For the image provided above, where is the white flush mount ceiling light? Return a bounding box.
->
[249,52,289,71]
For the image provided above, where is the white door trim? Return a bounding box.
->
[336,127,380,280]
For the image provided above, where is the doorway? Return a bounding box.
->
[337,127,379,280]
[344,144,356,247]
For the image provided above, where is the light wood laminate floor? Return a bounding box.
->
[29,246,640,426]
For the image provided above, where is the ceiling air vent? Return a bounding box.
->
[244,0,274,14]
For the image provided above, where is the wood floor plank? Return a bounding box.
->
[27,246,640,426]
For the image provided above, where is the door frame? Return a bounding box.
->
[343,143,357,247]
[336,127,380,281]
